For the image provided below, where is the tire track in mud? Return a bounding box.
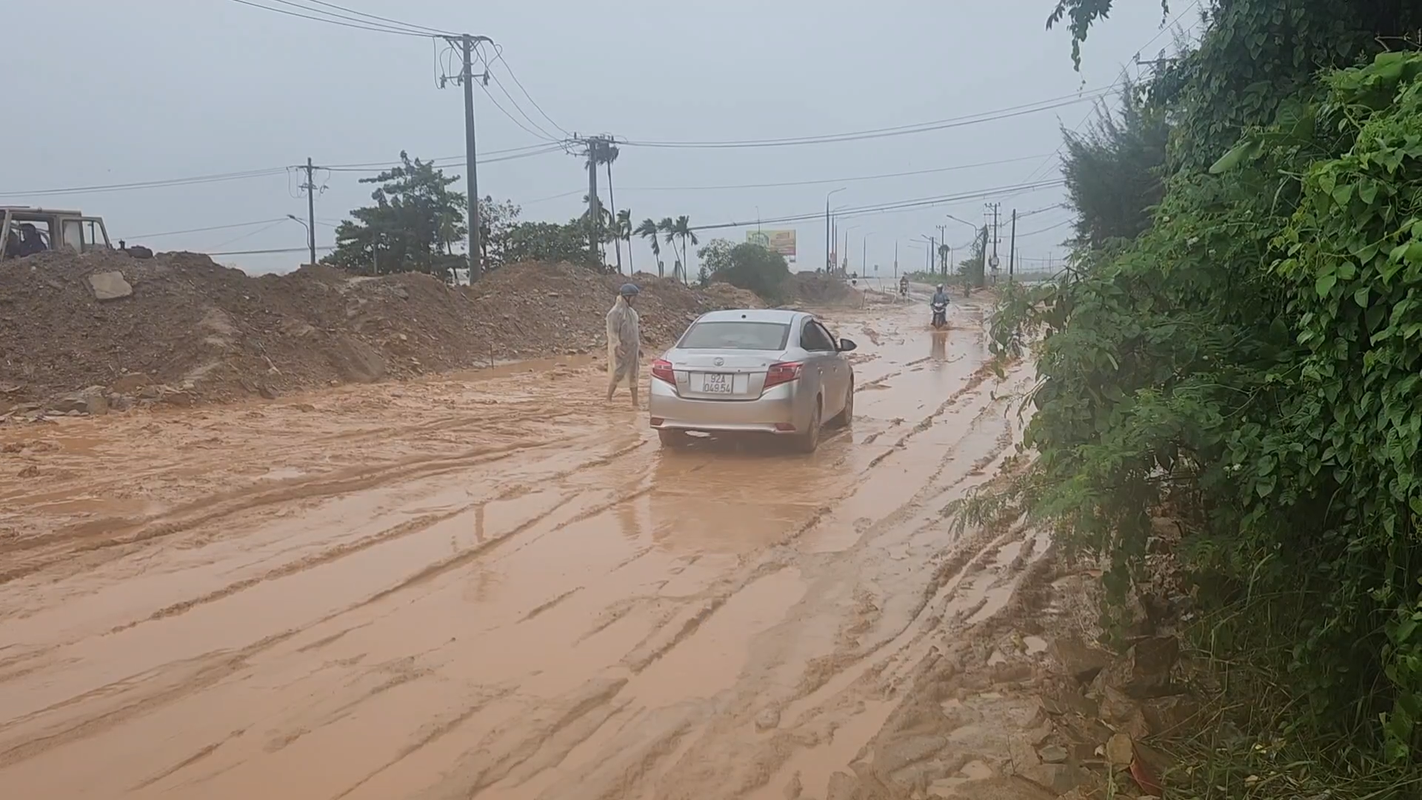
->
[0,439,662,772]
[107,436,650,632]
[0,302,1038,799]
[0,438,559,585]
[327,685,517,800]
[489,365,1022,798]
[0,626,307,769]
[596,362,1034,798]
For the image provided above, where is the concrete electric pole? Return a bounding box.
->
[299,157,319,266]
[987,202,1001,283]
[1008,208,1017,282]
[443,33,493,284]
[573,135,618,268]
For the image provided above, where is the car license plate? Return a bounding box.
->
[702,373,733,394]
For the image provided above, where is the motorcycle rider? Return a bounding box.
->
[930,284,950,327]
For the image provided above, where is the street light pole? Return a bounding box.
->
[825,187,846,272]
[842,225,860,273]
[286,214,311,262]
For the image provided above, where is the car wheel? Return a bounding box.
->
[830,380,854,429]
[794,398,822,453]
[658,429,688,448]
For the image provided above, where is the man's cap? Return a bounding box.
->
[619,283,640,296]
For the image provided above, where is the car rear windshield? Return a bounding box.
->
[679,321,791,350]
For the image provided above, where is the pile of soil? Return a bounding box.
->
[788,273,857,305]
[700,282,764,309]
[0,251,743,413]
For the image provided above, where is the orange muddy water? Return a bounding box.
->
[0,296,1040,799]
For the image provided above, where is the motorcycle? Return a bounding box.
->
[931,299,948,330]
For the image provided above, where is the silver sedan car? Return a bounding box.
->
[648,309,857,452]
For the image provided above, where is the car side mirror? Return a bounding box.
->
[839,338,857,352]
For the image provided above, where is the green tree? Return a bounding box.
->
[989,1,1422,772]
[699,238,791,302]
[479,197,522,271]
[500,220,597,266]
[657,217,679,280]
[1061,80,1168,248]
[636,217,663,276]
[614,209,634,274]
[324,151,466,281]
[671,215,699,285]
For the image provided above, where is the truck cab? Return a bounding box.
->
[1,206,112,261]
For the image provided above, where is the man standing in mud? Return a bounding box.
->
[606,283,641,407]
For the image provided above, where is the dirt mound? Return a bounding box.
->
[788,272,856,305]
[700,282,764,309]
[0,252,736,413]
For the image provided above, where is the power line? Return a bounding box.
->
[298,0,454,35]
[476,82,564,143]
[1016,218,1074,238]
[263,0,446,35]
[209,245,337,257]
[1023,0,1205,185]
[620,88,1114,150]
[223,0,436,37]
[620,153,1053,192]
[321,144,565,173]
[0,168,289,199]
[473,44,564,142]
[486,47,571,137]
[689,178,1066,233]
[212,218,296,249]
[319,143,559,170]
[131,218,290,239]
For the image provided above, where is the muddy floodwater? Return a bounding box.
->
[0,297,1049,799]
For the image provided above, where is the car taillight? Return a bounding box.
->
[651,358,676,384]
[763,361,803,390]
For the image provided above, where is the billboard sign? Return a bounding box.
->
[747,229,797,263]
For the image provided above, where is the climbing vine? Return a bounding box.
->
[1013,0,1422,761]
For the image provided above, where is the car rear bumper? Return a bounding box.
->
[648,380,806,434]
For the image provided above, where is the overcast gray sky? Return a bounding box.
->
[3,0,1199,276]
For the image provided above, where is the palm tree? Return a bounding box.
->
[671,216,698,285]
[658,217,678,281]
[599,144,623,273]
[636,218,663,277]
[615,210,634,275]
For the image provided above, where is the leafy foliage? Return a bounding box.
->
[999,45,1422,769]
[324,152,467,281]
[956,227,988,288]
[499,219,599,267]
[1061,80,1169,247]
[1014,3,1422,771]
[698,238,792,302]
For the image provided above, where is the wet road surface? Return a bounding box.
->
[0,296,1043,799]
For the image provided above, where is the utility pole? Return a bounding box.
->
[606,153,622,275]
[570,135,620,271]
[1008,209,1017,282]
[936,224,948,277]
[300,157,318,266]
[980,225,991,288]
[586,139,601,265]
[442,33,492,284]
[894,240,898,278]
[987,202,1001,284]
